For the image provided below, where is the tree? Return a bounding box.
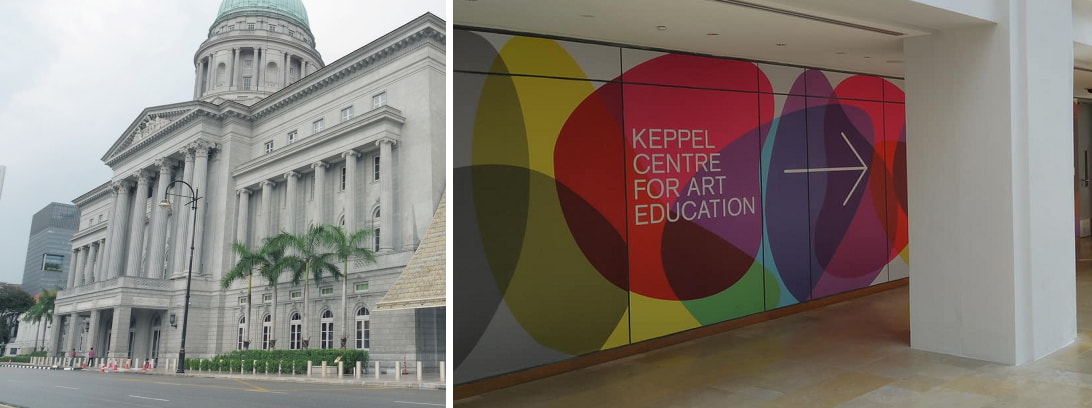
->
[223,238,300,350]
[323,225,376,348]
[222,242,259,348]
[273,225,339,349]
[0,285,33,345]
[24,289,57,352]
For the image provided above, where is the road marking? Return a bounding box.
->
[129,395,169,402]
[232,378,267,391]
[394,402,444,406]
[55,386,79,390]
[783,132,869,206]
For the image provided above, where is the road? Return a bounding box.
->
[0,367,446,408]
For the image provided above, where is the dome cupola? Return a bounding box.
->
[215,0,310,30]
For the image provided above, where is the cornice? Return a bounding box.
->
[71,222,107,241]
[72,181,112,206]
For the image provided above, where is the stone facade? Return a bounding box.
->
[50,3,444,369]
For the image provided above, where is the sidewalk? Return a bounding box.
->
[0,363,445,390]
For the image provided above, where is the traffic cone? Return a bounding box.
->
[100,365,105,373]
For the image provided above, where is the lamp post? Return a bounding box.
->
[158,180,200,374]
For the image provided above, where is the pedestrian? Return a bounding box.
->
[70,349,75,359]
[88,348,95,363]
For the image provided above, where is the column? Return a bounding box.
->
[341,151,359,231]
[377,138,396,252]
[206,55,215,92]
[64,313,79,358]
[259,180,276,239]
[191,141,213,275]
[67,248,80,288]
[230,48,238,89]
[108,180,134,279]
[193,64,201,99]
[107,307,131,358]
[905,0,1075,364]
[85,243,99,284]
[236,188,252,247]
[256,47,263,90]
[311,162,328,226]
[283,53,290,84]
[98,189,118,281]
[172,149,195,277]
[94,239,107,282]
[303,60,309,76]
[284,172,300,233]
[147,158,177,279]
[75,246,89,286]
[125,170,152,277]
[86,310,100,360]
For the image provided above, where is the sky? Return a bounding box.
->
[0,0,447,286]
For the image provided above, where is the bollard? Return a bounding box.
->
[374,361,379,380]
[265,361,269,375]
[321,361,327,378]
[417,361,422,382]
[307,361,312,377]
[395,362,401,381]
[279,361,282,375]
[253,360,257,375]
[338,361,343,379]
[355,361,361,379]
[440,362,446,382]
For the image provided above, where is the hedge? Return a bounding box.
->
[185,349,367,375]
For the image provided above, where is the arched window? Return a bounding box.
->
[289,312,301,350]
[355,307,370,349]
[237,316,246,350]
[320,310,334,349]
[262,314,272,350]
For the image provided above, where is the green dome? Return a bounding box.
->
[216,0,310,28]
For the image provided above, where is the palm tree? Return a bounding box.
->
[255,239,300,349]
[324,225,376,348]
[222,242,258,348]
[273,225,339,349]
[25,289,57,352]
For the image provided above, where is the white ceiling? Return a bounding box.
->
[456,0,1092,92]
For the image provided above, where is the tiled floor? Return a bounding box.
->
[457,239,1092,407]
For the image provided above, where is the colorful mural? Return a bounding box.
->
[454,30,909,384]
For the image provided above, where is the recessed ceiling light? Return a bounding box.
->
[580,14,595,18]
[835,51,846,55]
[657,25,668,31]
[776,43,787,46]
[707,33,720,36]
[863,56,871,59]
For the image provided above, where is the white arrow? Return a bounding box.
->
[783,132,868,206]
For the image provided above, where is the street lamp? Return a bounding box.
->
[158,180,200,374]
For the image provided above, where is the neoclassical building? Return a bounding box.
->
[50,0,445,370]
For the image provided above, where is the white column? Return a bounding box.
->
[67,248,80,288]
[256,47,263,90]
[236,188,252,247]
[259,180,276,239]
[311,162,328,226]
[84,243,99,284]
[377,138,396,252]
[191,141,213,275]
[283,53,289,84]
[125,170,152,277]
[230,48,238,89]
[206,55,215,92]
[93,239,105,282]
[284,172,300,233]
[193,64,201,99]
[906,0,1075,364]
[172,149,195,277]
[75,246,89,286]
[108,180,134,279]
[99,187,119,278]
[147,158,177,279]
[342,151,359,230]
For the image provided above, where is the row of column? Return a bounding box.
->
[67,238,107,288]
[82,140,215,285]
[197,47,313,96]
[236,139,394,251]
[56,307,131,359]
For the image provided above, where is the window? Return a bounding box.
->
[244,59,252,68]
[269,25,276,32]
[289,312,301,350]
[262,293,272,302]
[43,254,64,272]
[320,310,334,349]
[287,130,297,144]
[341,106,354,122]
[373,207,381,252]
[355,307,371,349]
[320,287,333,296]
[340,166,347,191]
[228,24,235,31]
[237,316,246,350]
[264,140,274,154]
[247,23,255,30]
[374,228,380,252]
[243,76,252,90]
[262,315,271,350]
[290,290,301,299]
[288,30,295,37]
[355,282,369,292]
[239,296,247,304]
[372,92,387,109]
[373,156,380,181]
[98,214,103,222]
[312,118,324,134]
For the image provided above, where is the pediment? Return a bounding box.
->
[102,102,213,165]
